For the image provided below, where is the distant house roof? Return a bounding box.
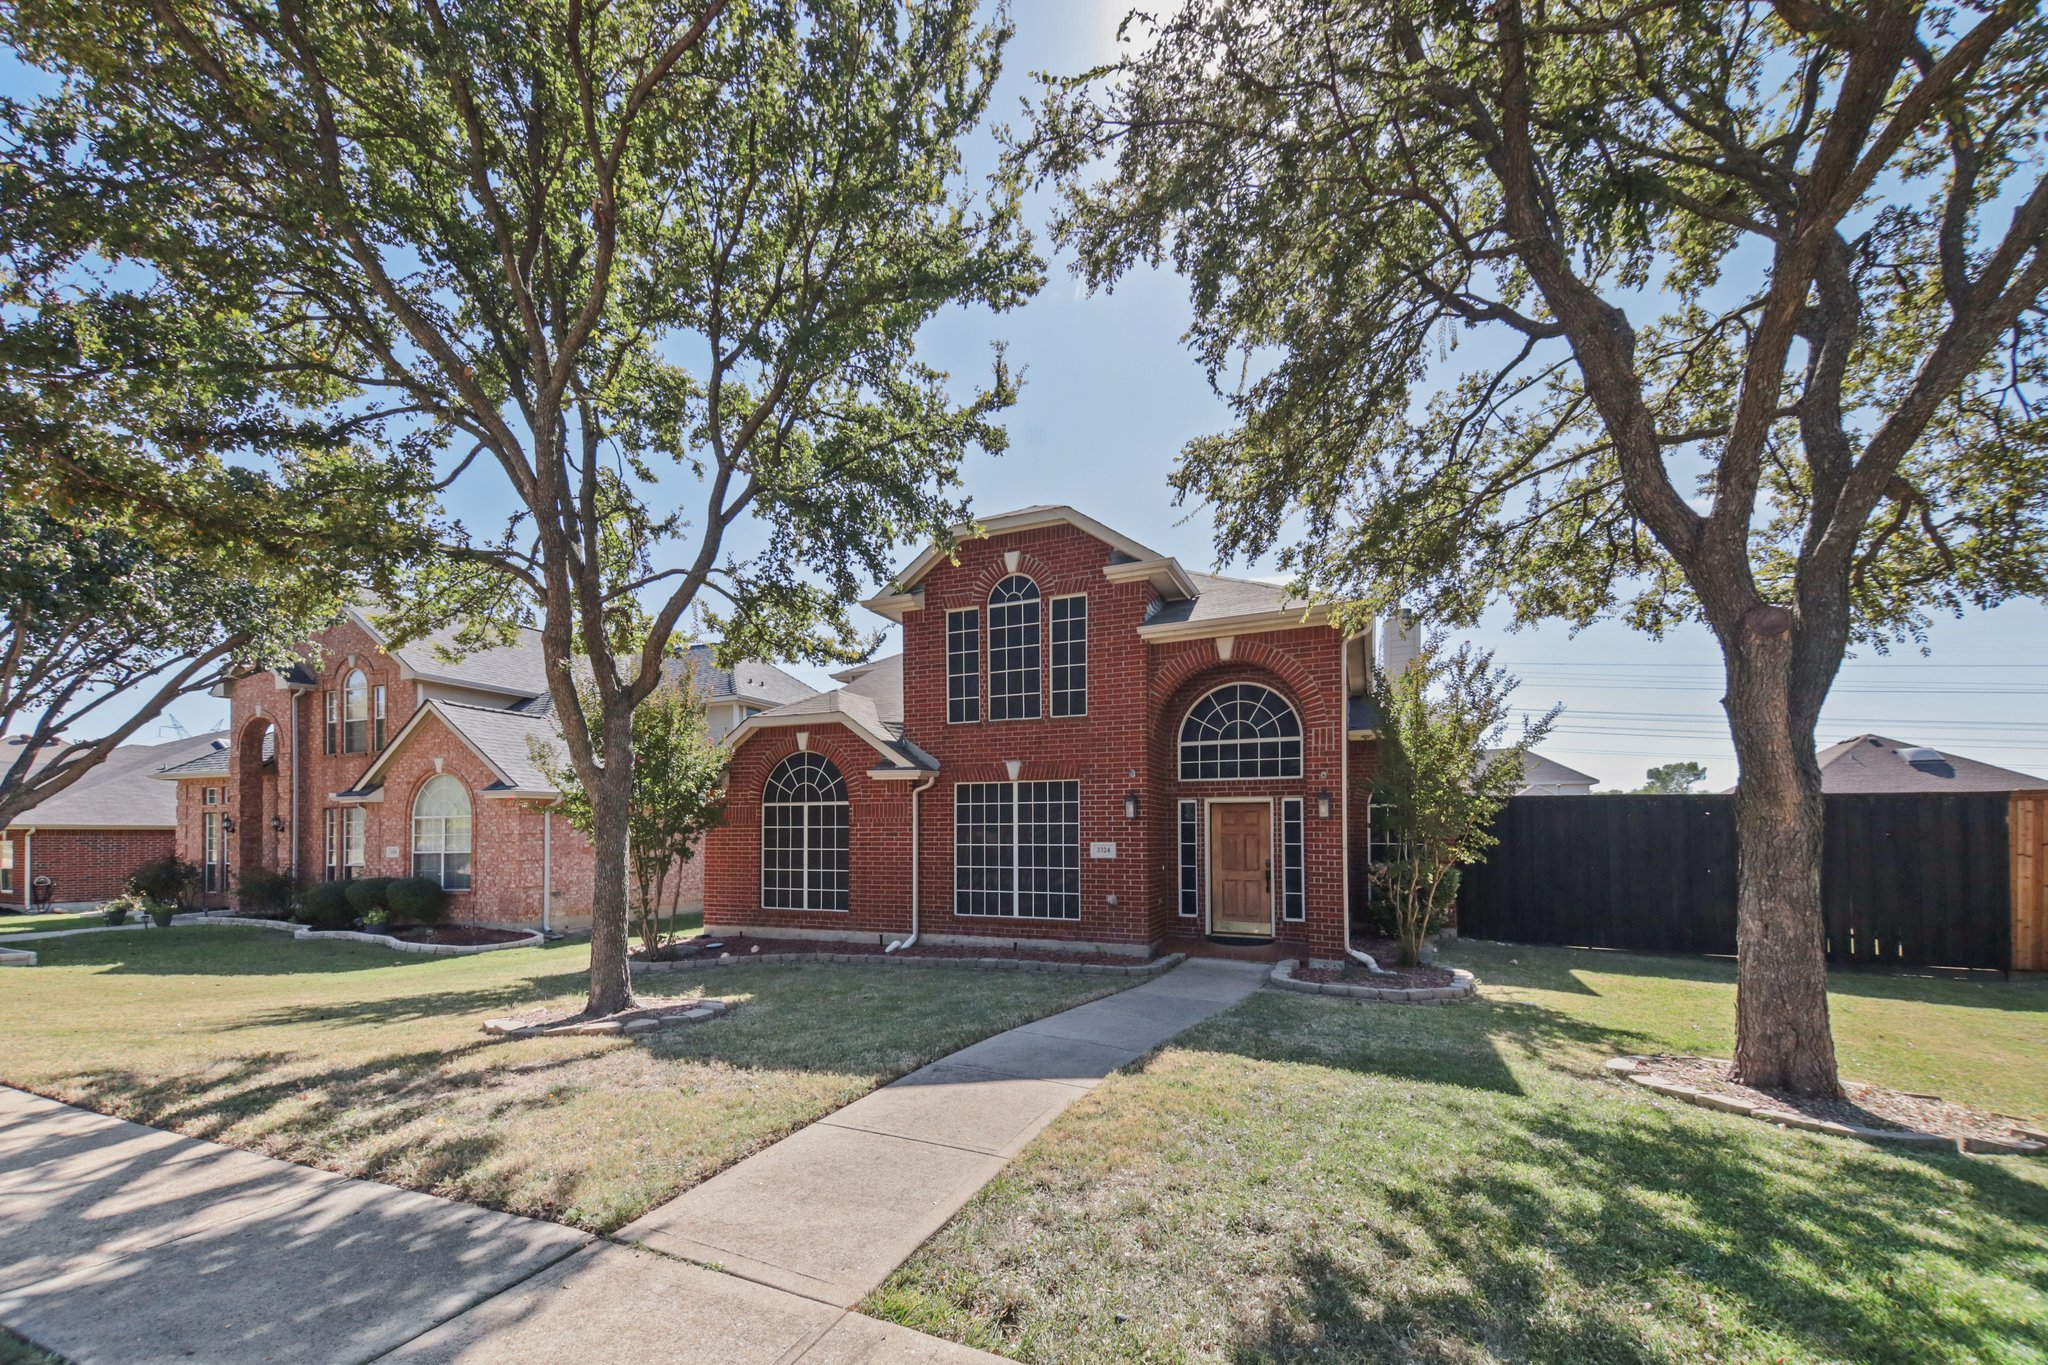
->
[9,732,233,829]
[1812,735,2048,795]
[1505,749,1601,793]
[677,645,818,708]
[722,653,937,777]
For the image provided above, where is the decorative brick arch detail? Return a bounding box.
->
[1149,638,1322,722]
[961,548,1090,602]
[231,713,279,877]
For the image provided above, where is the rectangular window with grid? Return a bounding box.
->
[373,685,387,750]
[1281,797,1306,921]
[1,836,13,893]
[202,812,223,892]
[1049,595,1087,717]
[1178,799,1199,917]
[987,584,1041,720]
[954,780,1079,919]
[946,608,981,723]
[323,692,338,754]
[761,801,849,910]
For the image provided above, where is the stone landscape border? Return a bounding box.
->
[294,925,546,957]
[1269,957,1477,1002]
[483,998,732,1038]
[0,947,34,967]
[1605,1055,2047,1156]
[632,948,1188,979]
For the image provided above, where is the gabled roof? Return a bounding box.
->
[10,732,233,830]
[677,645,817,708]
[341,698,563,801]
[1813,734,2048,795]
[723,653,937,777]
[1137,571,1330,640]
[1508,750,1600,792]
[873,506,1173,601]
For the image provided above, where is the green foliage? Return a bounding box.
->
[1366,639,1555,964]
[146,902,178,928]
[342,877,394,922]
[234,867,300,918]
[1638,761,1709,795]
[386,877,450,928]
[101,895,138,926]
[297,881,354,930]
[536,664,727,955]
[126,855,201,911]
[0,0,1042,1009]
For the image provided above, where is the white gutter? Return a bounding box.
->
[884,774,939,953]
[1339,635,1391,975]
[288,692,300,878]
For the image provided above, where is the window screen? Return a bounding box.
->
[1281,797,1305,921]
[1050,595,1087,717]
[947,608,981,723]
[954,780,1080,919]
[987,575,1041,721]
[1178,799,1199,917]
[1178,683,1304,780]
[761,752,850,911]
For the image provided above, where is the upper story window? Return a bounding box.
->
[372,684,387,750]
[411,774,472,890]
[1049,595,1087,717]
[1179,683,1304,780]
[987,575,1041,721]
[341,670,370,753]
[761,752,849,912]
[946,608,981,724]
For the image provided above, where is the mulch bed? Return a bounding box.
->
[632,935,1152,968]
[388,925,532,946]
[1293,960,1460,989]
[1631,1055,2045,1146]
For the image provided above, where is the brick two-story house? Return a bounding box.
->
[154,610,812,925]
[704,506,1405,966]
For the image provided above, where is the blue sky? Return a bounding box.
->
[29,1,2048,788]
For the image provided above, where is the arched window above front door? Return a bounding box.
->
[411,774,472,890]
[1179,683,1304,780]
[761,752,849,911]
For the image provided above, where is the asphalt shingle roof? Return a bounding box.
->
[1814,734,2048,795]
[431,701,563,794]
[1144,572,1298,628]
[9,732,233,829]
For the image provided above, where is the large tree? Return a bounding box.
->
[3,0,1038,1014]
[1037,0,2048,1091]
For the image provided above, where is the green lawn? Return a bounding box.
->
[0,927,1125,1232]
[0,911,111,936]
[868,942,2048,1365]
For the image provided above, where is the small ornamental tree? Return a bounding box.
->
[537,664,727,957]
[1367,639,1556,966]
[1639,762,1709,794]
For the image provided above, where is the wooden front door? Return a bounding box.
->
[1209,802,1274,937]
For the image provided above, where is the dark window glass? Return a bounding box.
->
[1050,596,1087,717]
[1282,798,1305,921]
[1178,800,1199,917]
[946,609,981,723]
[987,576,1041,721]
[1177,684,1304,780]
[761,753,849,911]
[954,781,1079,920]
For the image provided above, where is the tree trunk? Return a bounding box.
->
[585,741,636,1017]
[1724,628,1841,1096]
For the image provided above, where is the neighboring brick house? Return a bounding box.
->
[3,732,230,910]
[703,505,1409,966]
[150,611,812,926]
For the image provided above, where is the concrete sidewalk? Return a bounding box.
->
[617,959,1267,1307]
[1,958,1263,1362]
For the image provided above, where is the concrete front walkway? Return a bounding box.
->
[617,959,1267,1307]
[0,958,1264,1362]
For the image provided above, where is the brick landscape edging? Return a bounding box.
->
[632,948,1188,979]
[0,947,35,967]
[1268,956,1477,1003]
[1605,1055,2047,1156]
[294,926,546,957]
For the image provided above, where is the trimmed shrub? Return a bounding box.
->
[236,867,299,918]
[343,876,393,921]
[127,855,203,910]
[298,881,354,929]
[385,877,450,927]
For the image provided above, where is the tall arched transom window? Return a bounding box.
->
[411,774,473,889]
[341,669,371,753]
[761,752,849,911]
[1179,683,1304,780]
[987,575,1041,721]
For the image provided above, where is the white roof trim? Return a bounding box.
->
[1102,557,1197,601]
[329,788,387,805]
[874,506,1171,600]
[349,698,557,797]
[724,708,931,772]
[859,590,923,624]
[1137,604,1335,643]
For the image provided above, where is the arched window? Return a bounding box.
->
[987,575,1041,720]
[1179,683,1304,780]
[762,752,849,911]
[411,774,473,889]
[341,669,370,753]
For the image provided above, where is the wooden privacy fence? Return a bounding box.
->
[1457,791,2042,972]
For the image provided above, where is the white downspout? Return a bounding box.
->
[21,829,31,910]
[542,807,553,935]
[1342,631,1391,975]
[288,692,300,879]
[885,774,938,953]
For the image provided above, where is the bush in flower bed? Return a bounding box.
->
[235,867,300,919]
[385,876,450,927]
[127,855,203,910]
[297,881,354,929]
[343,876,394,924]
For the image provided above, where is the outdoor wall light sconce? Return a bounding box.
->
[271,815,287,834]
[1124,790,1139,820]
[1317,790,1332,819]
[220,816,235,834]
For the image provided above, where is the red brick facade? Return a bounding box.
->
[704,517,1376,962]
[169,620,597,926]
[1,828,173,909]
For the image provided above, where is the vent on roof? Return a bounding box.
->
[1901,746,1943,765]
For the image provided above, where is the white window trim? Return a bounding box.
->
[1201,796,1276,938]
[1281,796,1306,922]
[411,775,474,891]
[953,780,1082,920]
[1177,683,1305,782]
[1048,593,1088,719]
[986,576,1042,723]
[1177,798,1199,918]
[759,755,850,913]
[945,606,982,725]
